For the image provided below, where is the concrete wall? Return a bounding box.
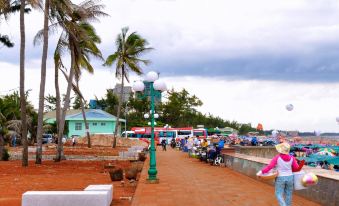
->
[233,146,278,159]
[223,154,339,206]
[68,120,115,137]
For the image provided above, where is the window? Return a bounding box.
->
[101,122,106,126]
[92,123,97,126]
[178,130,192,135]
[75,123,82,130]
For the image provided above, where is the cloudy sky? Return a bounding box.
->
[1,0,339,132]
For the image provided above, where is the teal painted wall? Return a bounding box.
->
[68,120,116,137]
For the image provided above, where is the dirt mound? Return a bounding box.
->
[74,135,147,147]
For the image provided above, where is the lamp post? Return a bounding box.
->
[132,71,167,183]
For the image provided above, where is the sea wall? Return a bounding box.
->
[233,146,278,159]
[223,153,339,206]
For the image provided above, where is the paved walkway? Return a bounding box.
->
[132,148,320,206]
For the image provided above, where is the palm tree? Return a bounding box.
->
[19,0,40,167]
[35,0,50,164]
[53,0,106,160]
[73,22,103,148]
[19,0,28,167]
[104,27,152,148]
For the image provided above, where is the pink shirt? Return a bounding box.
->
[262,154,299,175]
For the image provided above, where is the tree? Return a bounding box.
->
[53,0,106,159]
[95,89,119,114]
[104,27,152,148]
[19,0,28,167]
[0,0,32,48]
[35,0,50,164]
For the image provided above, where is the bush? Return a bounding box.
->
[2,148,10,161]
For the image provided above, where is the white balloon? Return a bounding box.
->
[286,104,294,111]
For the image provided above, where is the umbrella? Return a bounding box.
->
[315,151,335,156]
[326,157,339,166]
[319,148,336,154]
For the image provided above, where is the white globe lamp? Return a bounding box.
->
[145,71,158,82]
[144,113,150,119]
[154,113,159,119]
[154,122,157,126]
[153,79,167,92]
[148,122,151,125]
[132,81,145,92]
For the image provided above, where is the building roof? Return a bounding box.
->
[44,109,126,123]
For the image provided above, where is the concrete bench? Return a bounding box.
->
[84,184,113,204]
[22,191,110,206]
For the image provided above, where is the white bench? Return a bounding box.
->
[84,184,113,204]
[22,191,110,206]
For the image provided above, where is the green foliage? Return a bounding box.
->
[73,95,88,110]
[2,147,10,161]
[95,89,119,114]
[238,123,257,135]
[124,88,256,133]
[0,91,38,140]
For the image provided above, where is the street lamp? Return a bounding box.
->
[132,71,167,183]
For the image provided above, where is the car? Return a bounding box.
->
[42,134,53,144]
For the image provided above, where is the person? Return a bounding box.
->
[251,136,258,146]
[170,138,176,149]
[12,134,17,147]
[187,137,193,157]
[201,139,208,148]
[257,142,300,206]
[161,139,167,151]
[72,136,76,147]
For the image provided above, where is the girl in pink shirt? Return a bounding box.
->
[257,143,299,206]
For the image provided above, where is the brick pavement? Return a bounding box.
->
[132,148,320,206]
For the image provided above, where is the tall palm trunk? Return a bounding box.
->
[55,41,75,161]
[75,80,91,148]
[36,0,50,164]
[113,67,124,148]
[55,59,63,161]
[20,0,28,167]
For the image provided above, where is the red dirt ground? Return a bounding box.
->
[0,160,141,206]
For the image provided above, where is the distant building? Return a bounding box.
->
[112,84,132,103]
[44,109,126,137]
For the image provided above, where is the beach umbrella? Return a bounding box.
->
[315,151,335,157]
[319,148,336,154]
[326,157,339,166]
[286,104,294,111]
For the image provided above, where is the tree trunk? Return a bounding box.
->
[55,42,75,161]
[36,0,50,164]
[55,58,64,161]
[79,95,91,148]
[20,0,28,167]
[113,67,124,148]
[75,79,91,148]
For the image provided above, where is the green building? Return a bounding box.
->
[44,109,126,137]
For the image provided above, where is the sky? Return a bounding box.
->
[1,0,339,132]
